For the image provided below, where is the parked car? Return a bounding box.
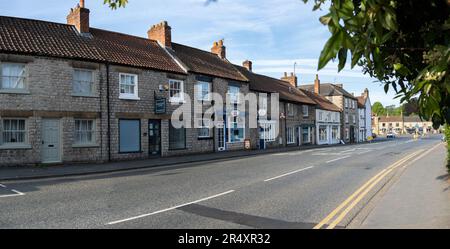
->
[387,133,396,139]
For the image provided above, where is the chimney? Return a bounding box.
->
[211,39,226,59]
[148,21,172,48]
[363,88,369,98]
[314,74,320,95]
[243,60,252,71]
[281,72,298,88]
[67,0,90,34]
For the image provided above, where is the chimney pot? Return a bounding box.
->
[281,72,298,88]
[148,21,172,48]
[243,60,252,71]
[211,39,226,59]
[80,0,85,8]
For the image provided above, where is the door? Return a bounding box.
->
[41,119,61,163]
[350,126,355,143]
[217,121,226,151]
[148,120,161,156]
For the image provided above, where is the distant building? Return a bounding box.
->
[356,89,372,141]
[372,114,435,135]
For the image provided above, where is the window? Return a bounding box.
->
[345,98,348,108]
[396,123,400,127]
[73,69,94,96]
[169,79,184,103]
[287,127,295,144]
[287,103,294,117]
[228,116,245,143]
[169,121,186,150]
[198,118,212,138]
[302,127,311,144]
[119,120,140,153]
[332,126,339,140]
[345,114,349,123]
[1,63,26,90]
[74,119,95,145]
[119,73,139,100]
[228,85,240,104]
[302,105,309,117]
[345,128,350,140]
[319,112,323,121]
[319,126,327,142]
[195,81,211,101]
[0,119,27,145]
[353,115,356,124]
[335,113,339,122]
[259,121,276,142]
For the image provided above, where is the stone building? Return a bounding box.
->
[235,62,316,150]
[300,76,359,144]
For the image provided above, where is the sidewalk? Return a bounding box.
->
[0,140,374,181]
[359,143,450,229]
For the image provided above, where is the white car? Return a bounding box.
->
[387,133,396,139]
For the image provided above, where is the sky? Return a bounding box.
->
[0,0,399,106]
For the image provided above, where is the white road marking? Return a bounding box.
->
[0,184,25,198]
[107,190,235,225]
[326,155,351,164]
[264,166,314,182]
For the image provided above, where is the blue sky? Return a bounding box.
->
[0,0,399,106]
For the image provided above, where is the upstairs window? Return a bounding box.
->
[73,69,94,96]
[195,81,211,101]
[169,79,184,103]
[1,63,26,91]
[302,105,309,117]
[227,85,240,104]
[119,73,139,100]
[287,103,294,117]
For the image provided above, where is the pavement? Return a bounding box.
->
[357,140,450,229]
[0,135,447,229]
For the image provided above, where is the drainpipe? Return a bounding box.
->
[284,102,288,146]
[106,63,111,162]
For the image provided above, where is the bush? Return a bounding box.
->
[445,124,450,172]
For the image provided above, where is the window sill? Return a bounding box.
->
[198,137,213,140]
[72,94,100,98]
[72,144,100,148]
[169,99,186,105]
[119,96,141,101]
[0,144,32,150]
[169,148,187,151]
[0,89,30,94]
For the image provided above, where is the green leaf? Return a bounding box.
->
[320,14,332,25]
[338,48,348,72]
[384,83,389,93]
[318,30,344,70]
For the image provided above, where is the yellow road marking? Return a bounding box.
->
[313,149,424,229]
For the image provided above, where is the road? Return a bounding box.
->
[0,135,445,229]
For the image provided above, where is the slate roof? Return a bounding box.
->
[234,65,316,105]
[302,90,341,112]
[299,83,357,100]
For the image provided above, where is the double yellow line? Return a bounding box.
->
[313,145,439,229]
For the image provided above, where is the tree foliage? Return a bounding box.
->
[303,0,450,129]
[104,0,128,9]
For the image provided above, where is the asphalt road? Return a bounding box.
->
[0,135,444,229]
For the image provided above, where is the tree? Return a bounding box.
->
[303,0,450,129]
[402,97,419,116]
[372,102,385,116]
[104,0,128,9]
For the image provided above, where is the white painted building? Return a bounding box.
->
[316,109,341,145]
[356,89,372,141]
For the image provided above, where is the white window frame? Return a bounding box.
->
[195,81,211,102]
[345,98,348,108]
[0,62,27,92]
[74,119,96,146]
[319,111,323,121]
[332,126,339,140]
[287,127,295,144]
[287,103,295,117]
[73,69,95,97]
[227,85,240,104]
[319,125,328,142]
[353,114,356,124]
[345,114,349,123]
[119,73,139,100]
[259,120,276,142]
[198,118,212,138]
[0,118,29,148]
[169,79,184,103]
[302,127,311,143]
[303,105,309,117]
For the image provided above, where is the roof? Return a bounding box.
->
[234,65,316,105]
[171,43,247,82]
[378,115,429,123]
[302,90,341,112]
[379,116,403,123]
[299,83,357,99]
[357,96,366,108]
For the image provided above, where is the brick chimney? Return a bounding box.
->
[314,74,320,94]
[281,72,298,88]
[243,60,252,71]
[148,21,172,48]
[67,0,90,34]
[363,88,369,98]
[211,39,226,59]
